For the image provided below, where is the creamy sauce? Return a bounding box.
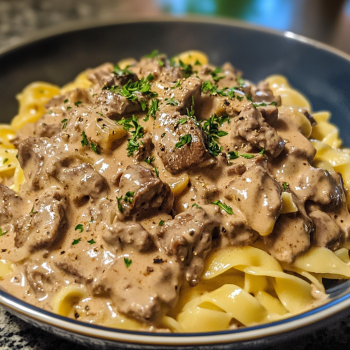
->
[1,55,350,330]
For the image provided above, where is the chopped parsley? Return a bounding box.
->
[3,158,8,164]
[227,151,254,160]
[202,114,228,156]
[87,239,96,244]
[140,99,147,111]
[259,148,265,157]
[179,60,193,78]
[144,49,159,58]
[0,228,8,237]
[282,182,289,192]
[64,99,68,103]
[113,64,132,76]
[124,257,132,268]
[75,224,84,233]
[117,115,144,156]
[30,206,38,215]
[109,75,157,102]
[74,100,82,107]
[210,67,225,83]
[81,131,89,147]
[154,167,159,177]
[144,99,159,121]
[90,141,101,155]
[66,106,72,110]
[176,117,187,126]
[124,191,134,204]
[158,59,164,67]
[72,238,81,245]
[240,153,254,159]
[194,59,202,66]
[270,101,277,106]
[237,76,245,86]
[145,156,156,164]
[201,81,228,97]
[116,195,124,213]
[236,95,244,101]
[166,97,178,106]
[175,134,192,149]
[159,220,165,226]
[211,200,233,215]
[171,80,182,89]
[61,118,68,129]
[192,203,202,209]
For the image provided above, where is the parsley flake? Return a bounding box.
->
[124,191,134,204]
[75,224,84,233]
[66,106,72,110]
[210,67,225,83]
[145,156,155,164]
[175,134,192,149]
[116,195,124,213]
[74,100,82,107]
[144,49,159,58]
[30,206,38,215]
[64,99,68,103]
[202,114,228,156]
[154,167,159,177]
[144,99,159,121]
[124,257,132,268]
[113,64,132,76]
[90,142,101,155]
[87,239,96,244]
[0,228,8,237]
[166,97,178,106]
[194,59,202,66]
[72,238,81,245]
[192,203,202,209]
[282,182,289,192]
[171,80,182,89]
[179,60,193,78]
[3,158,8,164]
[61,118,68,129]
[117,115,144,156]
[159,220,165,226]
[259,148,265,157]
[176,118,187,126]
[81,131,89,147]
[211,200,233,215]
[240,153,254,159]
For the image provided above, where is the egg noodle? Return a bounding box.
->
[1,50,350,332]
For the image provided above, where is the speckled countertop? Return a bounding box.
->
[1,1,350,349]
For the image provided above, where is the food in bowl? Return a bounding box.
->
[0,49,350,332]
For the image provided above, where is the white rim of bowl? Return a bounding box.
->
[1,15,350,346]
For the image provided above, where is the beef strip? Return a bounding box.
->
[264,194,313,263]
[0,184,22,225]
[251,81,281,105]
[231,104,285,157]
[158,206,220,286]
[153,114,209,174]
[225,165,282,236]
[103,221,154,252]
[55,163,108,206]
[309,210,343,250]
[15,190,67,251]
[117,164,173,218]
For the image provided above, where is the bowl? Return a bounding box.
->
[1,17,350,349]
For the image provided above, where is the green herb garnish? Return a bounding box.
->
[179,60,193,78]
[72,238,81,245]
[117,115,144,156]
[144,49,159,58]
[175,134,192,149]
[90,142,101,155]
[145,156,155,164]
[166,97,178,106]
[116,195,124,213]
[259,148,265,157]
[75,224,84,233]
[3,158,8,164]
[211,200,233,215]
[64,99,68,103]
[210,67,225,83]
[87,239,96,244]
[124,191,134,204]
[192,203,202,209]
[61,119,68,129]
[202,114,228,156]
[159,220,165,226]
[81,131,89,147]
[171,80,182,89]
[124,257,132,268]
[240,153,254,159]
[0,228,8,237]
[113,64,132,76]
[282,182,289,192]
[66,106,72,110]
[74,101,82,107]
[144,99,159,121]
[154,167,159,177]
[30,206,38,215]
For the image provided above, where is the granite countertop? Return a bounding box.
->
[1,1,350,349]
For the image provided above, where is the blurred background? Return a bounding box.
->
[0,0,349,54]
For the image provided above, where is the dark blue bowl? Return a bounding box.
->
[1,17,350,349]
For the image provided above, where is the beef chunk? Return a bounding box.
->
[231,104,285,157]
[56,258,92,284]
[103,222,154,252]
[0,184,22,225]
[158,207,220,285]
[117,164,173,218]
[94,90,141,119]
[309,210,343,250]
[134,133,153,162]
[257,105,279,125]
[55,163,108,206]
[153,115,209,174]
[225,165,282,236]
[252,81,281,105]
[87,63,138,88]
[264,196,313,263]
[93,250,181,323]
[15,191,67,251]
[25,260,55,295]
[156,77,202,115]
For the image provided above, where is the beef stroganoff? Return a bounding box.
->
[1,50,350,332]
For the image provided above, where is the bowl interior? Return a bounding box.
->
[1,18,350,344]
